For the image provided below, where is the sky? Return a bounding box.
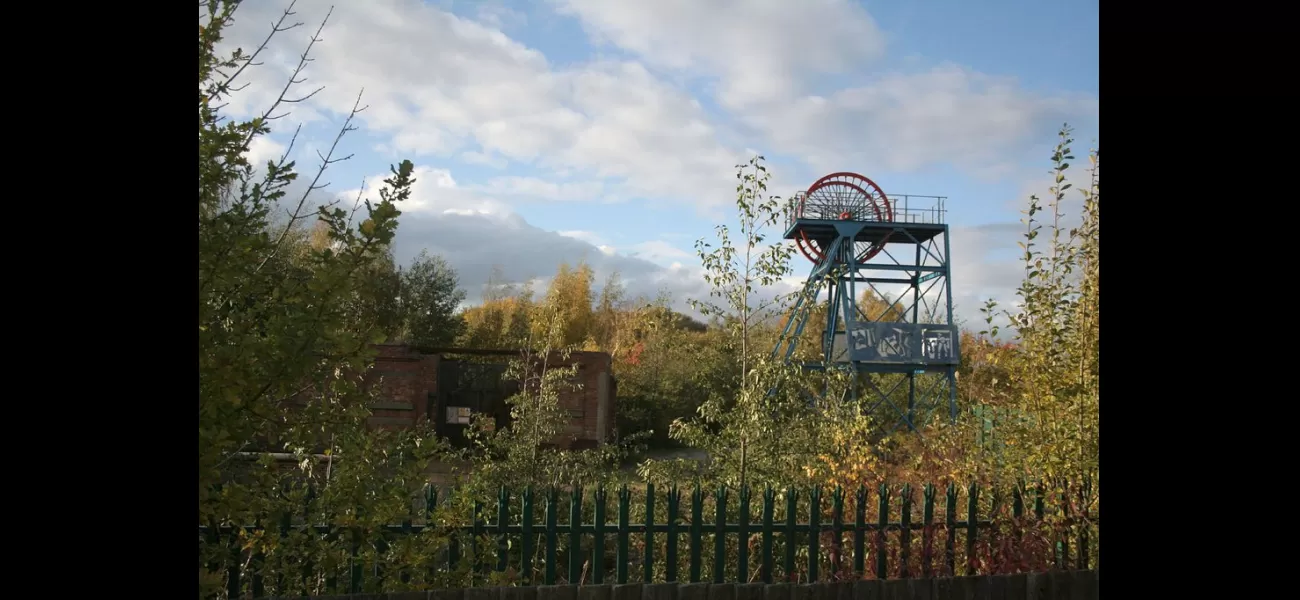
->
[215,0,1099,330]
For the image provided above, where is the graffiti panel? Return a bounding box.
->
[847,323,959,365]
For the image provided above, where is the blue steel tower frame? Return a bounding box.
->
[772,172,960,433]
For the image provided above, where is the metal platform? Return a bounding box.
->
[784,219,945,245]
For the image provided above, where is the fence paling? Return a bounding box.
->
[498,488,510,573]
[666,488,680,583]
[616,487,629,584]
[713,487,726,583]
[807,487,820,582]
[761,489,774,583]
[201,481,1097,596]
[876,485,888,579]
[852,487,866,577]
[899,485,911,579]
[829,488,842,579]
[644,483,656,584]
[738,487,750,583]
[594,488,607,584]
[690,487,703,582]
[568,488,582,584]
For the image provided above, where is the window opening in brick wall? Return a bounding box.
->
[446,406,472,425]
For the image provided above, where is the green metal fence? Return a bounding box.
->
[200,481,1097,598]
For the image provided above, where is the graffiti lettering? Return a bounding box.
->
[850,328,875,350]
[877,327,912,358]
[921,329,953,361]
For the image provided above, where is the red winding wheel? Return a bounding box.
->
[794,172,894,264]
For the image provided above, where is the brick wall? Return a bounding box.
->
[552,350,614,448]
[365,345,615,448]
[366,344,442,429]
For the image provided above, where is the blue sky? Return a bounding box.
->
[218,0,1098,327]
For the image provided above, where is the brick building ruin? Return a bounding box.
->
[363,344,617,449]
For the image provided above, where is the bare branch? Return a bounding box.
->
[344,177,368,230]
[241,5,334,149]
[220,0,304,98]
[256,89,366,275]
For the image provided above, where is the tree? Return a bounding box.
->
[641,156,822,489]
[456,295,634,505]
[397,250,466,347]
[591,270,627,354]
[459,268,535,350]
[978,126,1100,481]
[610,293,724,445]
[199,3,454,595]
[690,156,796,381]
[532,261,595,348]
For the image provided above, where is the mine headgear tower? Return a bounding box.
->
[773,172,960,432]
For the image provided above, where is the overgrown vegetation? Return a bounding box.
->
[199,2,1096,596]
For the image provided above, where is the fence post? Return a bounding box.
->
[807,486,821,583]
[277,511,291,594]
[689,487,703,583]
[401,503,413,585]
[899,485,912,579]
[666,486,680,583]
[486,485,499,574]
[447,486,460,576]
[875,484,888,580]
[944,483,957,576]
[854,486,867,578]
[324,528,337,593]
[594,487,607,584]
[965,483,979,576]
[375,519,389,588]
[304,485,317,593]
[251,520,265,599]
[617,485,630,584]
[761,488,774,584]
[738,485,751,584]
[1077,479,1091,570]
[830,487,843,578]
[569,485,583,584]
[472,499,484,579]
[645,483,656,583]
[783,489,797,581]
[349,526,361,594]
[522,487,535,584]
[1057,480,1070,570]
[922,484,935,578]
[227,527,243,600]
[1012,481,1024,571]
[1034,481,1045,572]
[713,487,727,583]
[545,487,558,585]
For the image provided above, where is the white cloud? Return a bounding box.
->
[627,240,692,266]
[337,165,512,218]
[475,2,527,30]
[549,0,886,109]
[548,1,1097,181]
[338,164,713,312]
[749,65,1099,177]
[947,223,1029,328]
[459,150,508,169]
[557,230,606,245]
[216,0,745,209]
[245,135,286,170]
[471,176,606,202]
